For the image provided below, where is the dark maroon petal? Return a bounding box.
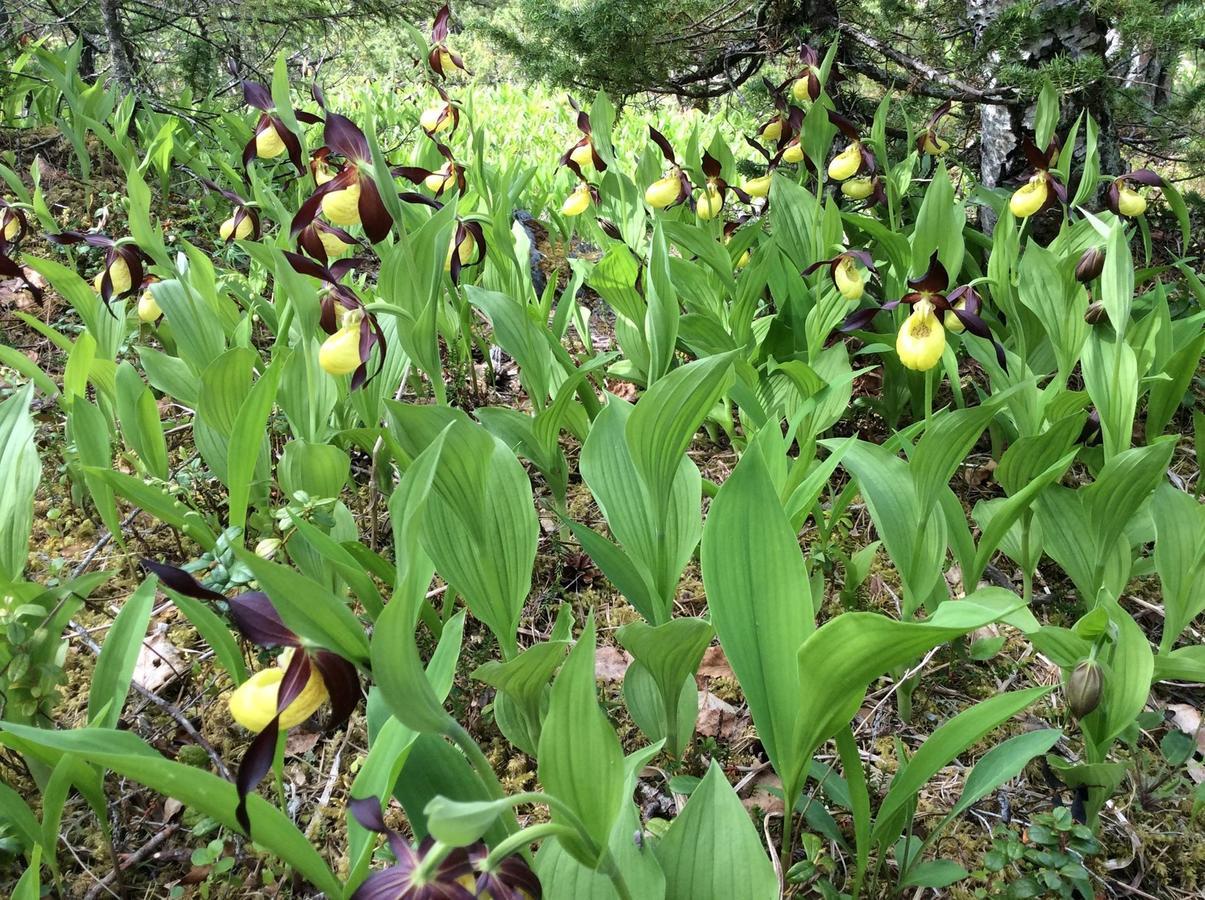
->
[242,135,257,171]
[847,249,877,272]
[928,100,952,130]
[235,716,279,834]
[324,113,371,164]
[296,110,323,126]
[326,257,365,282]
[827,110,860,141]
[113,244,144,296]
[431,4,451,41]
[807,71,821,101]
[463,221,486,265]
[745,136,772,163]
[357,174,393,244]
[200,178,247,207]
[271,117,306,176]
[284,250,334,283]
[952,307,993,340]
[701,150,721,180]
[226,591,299,647]
[803,257,837,276]
[838,306,882,333]
[45,230,95,246]
[1105,181,1121,215]
[395,166,435,186]
[859,145,876,175]
[576,108,591,136]
[141,559,227,601]
[1021,137,1047,171]
[1049,177,1067,204]
[242,80,273,112]
[1126,168,1162,187]
[350,867,414,900]
[648,126,676,163]
[428,46,446,78]
[908,252,948,293]
[349,796,414,865]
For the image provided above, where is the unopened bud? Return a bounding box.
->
[596,217,623,241]
[254,538,282,560]
[1084,301,1107,325]
[1067,659,1103,719]
[1075,247,1105,283]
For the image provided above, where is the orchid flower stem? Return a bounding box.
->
[923,368,934,429]
[272,727,286,810]
[447,722,519,836]
[411,839,452,884]
[484,823,573,869]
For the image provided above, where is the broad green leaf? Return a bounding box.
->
[88,576,156,729]
[0,383,42,581]
[226,358,282,532]
[701,449,811,779]
[1151,483,1205,651]
[1099,219,1133,334]
[943,728,1061,822]
[1082,601,1154,750]
[644,220,680,383]
[616,618,712,756]
[472,640,568,757]
[654,761,777,900]
[538,615,626,866]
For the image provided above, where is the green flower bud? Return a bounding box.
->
[1067,659,1103,719]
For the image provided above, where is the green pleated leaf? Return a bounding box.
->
[654,761,777,900]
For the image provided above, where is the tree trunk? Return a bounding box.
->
[98,0,137,94]
[968,0,1119,232]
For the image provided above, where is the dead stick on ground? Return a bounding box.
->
[82,824,179,900]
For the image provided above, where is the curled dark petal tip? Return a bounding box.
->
[1126,168,1163,187]
[141,559,227,601]
[226,591,299,647]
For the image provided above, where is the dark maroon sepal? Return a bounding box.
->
[648,126,676,164]
[827,110,861,141]
[242,80,273,112]
[357,174,393,244]
[1125,168,1162,187]
[226,591,299,647]
[141,558,226,601]
[324,113,371,164]
[908,251,949,293]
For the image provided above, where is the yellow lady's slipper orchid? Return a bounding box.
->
[319,323,364,376]
[834,257,864,301]
[896,299,945,371]
[2,215,18,242]
[696,187,724,220]
[841,177,874,200]
[420,103,452,135]
[736,249,751,270]
[781,141,805,164]
[318,228,353,260]
[137,289,161,323]
[1009,173,1048,218]
[1115,183,1147,217]
[645,173,682,209]
[425,166,456,193]
[828,143,862,181]
[219,215,254,242]
[742,175,772,198]
[569,143,594,169]
[254,124,286,159]
[920,133,950,155]
[791,78,813,104]
[760,118,784,143]
[314,164,336,186]
[445,230,476,272]
[94,256,132,295]
[561,184,591,217]
[322,180,362,227]
[228,657,329,732]
[944,298,968,333]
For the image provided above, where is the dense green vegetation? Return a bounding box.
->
[0,2,1203,898]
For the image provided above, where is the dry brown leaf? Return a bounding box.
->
[741,771,784,816]
[697,645,734,679]
[594,645,631,682]
[696,691,747,741]
[285,730,321,756]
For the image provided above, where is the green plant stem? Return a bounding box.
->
[484,823,573,869]
[779,775,801,876]
[923,367,934,429]
[600,850,636,900]
[446,722,518,836]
